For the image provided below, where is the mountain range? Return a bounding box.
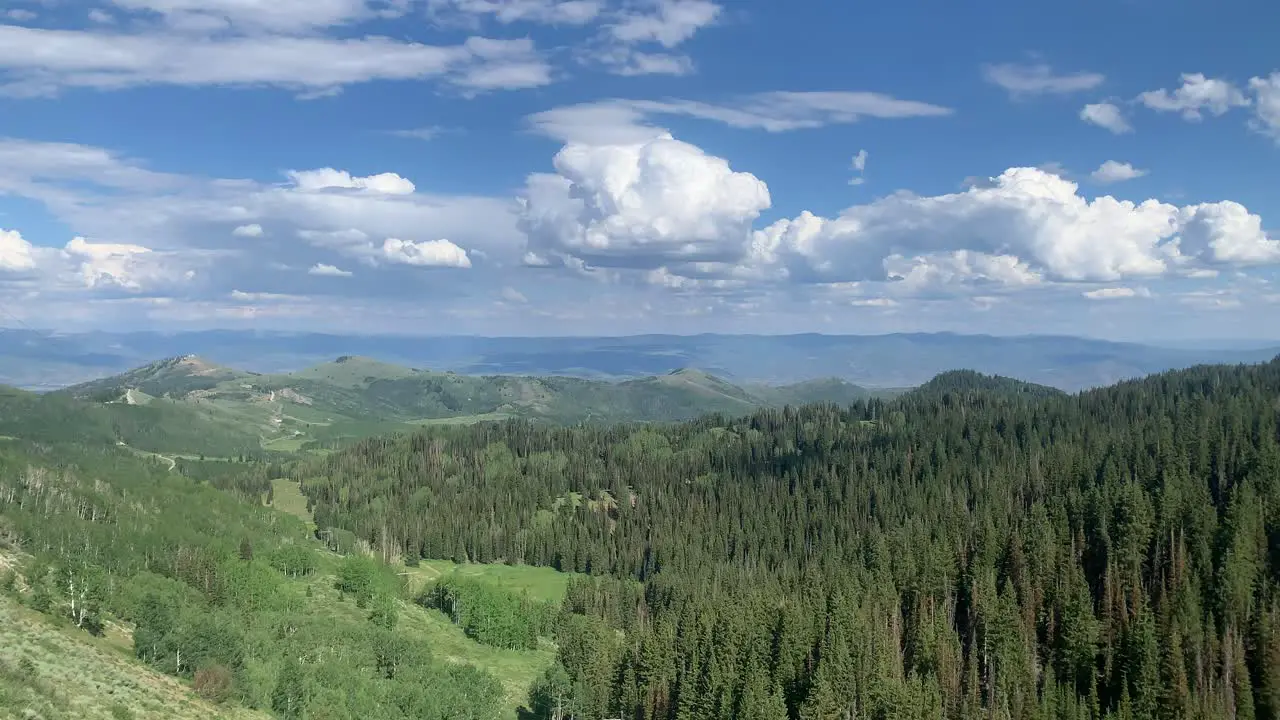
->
[3,329,1278,391]
[4,355,884,456]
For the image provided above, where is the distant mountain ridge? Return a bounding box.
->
[43,355,887,453]
[2,329,1277,391]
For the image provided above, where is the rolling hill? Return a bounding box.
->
[49,356,891,453]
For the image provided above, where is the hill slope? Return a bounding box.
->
[53,357,890,452]
[0,436,565,719]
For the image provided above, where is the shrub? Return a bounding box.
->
[193,664,235,704]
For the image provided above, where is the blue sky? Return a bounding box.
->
[0,0,1277,341]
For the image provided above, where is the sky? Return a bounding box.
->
[0,0,1278,342]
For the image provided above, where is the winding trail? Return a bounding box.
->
[114,441,177,472]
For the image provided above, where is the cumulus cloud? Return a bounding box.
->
[232,223,264,237]
[0,228,37,271]
[519,133,771,269]
[983,62,1104,96]
[5,9,37,22]
[500,286,528,302]
[1080,102,1132,134]
[1177,202,1280,265]
[0,24,551,96]
[1090,160,1147,184]
[60,236,192,291]
[1138,73,1251,121]
[1083,286,1150,300]
[744,168,1280,287]
[287,168,416,194]
[297,229,476,268]
[529,92,952,143]
[381,238,472,267]
[308,263,352,276]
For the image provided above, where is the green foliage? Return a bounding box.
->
[269,544,317,578]
[0,435,518,719]
[292,357,1280,720]
[420,574,557,650]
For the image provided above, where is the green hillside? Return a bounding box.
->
[0,385,262,458]
[54,356,888,453]
[0,436,568,719]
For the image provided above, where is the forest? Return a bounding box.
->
[291,362,1280,720]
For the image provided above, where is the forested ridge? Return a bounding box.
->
[295,360,1280,720]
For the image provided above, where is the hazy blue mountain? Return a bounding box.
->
[2,329,1277,391]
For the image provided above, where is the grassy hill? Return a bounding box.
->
[52,356,892,453]
[0,385,262,458]
[0,435,571,719]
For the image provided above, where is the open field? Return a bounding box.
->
[266,478,313,528]
[407,559,573,605]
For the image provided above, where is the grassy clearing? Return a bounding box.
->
[303,558,557,717]
[0,595,268,720]
[260,434,308,452]
[266,478,313,529]
[406,559,572,606]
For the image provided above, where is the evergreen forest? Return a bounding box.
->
[293,362,1280,720]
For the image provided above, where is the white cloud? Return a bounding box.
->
[849,297,897,307]
[230,289,299,301]
[1080,102,1132,134]
[60,236,190,291]
[308,263,352,276]
[387,126,448,141]
[849,149,868,186]
[287,168,416,195]
[1090,160,1147,184]
[1083,286,1149,300]
[0,228,37,271]
[428,0,604,25]
[88,8,116,23]
[1248,72,1280,141]
[1177,201,1280,265]
[381,238,472,267]
[0,25,551,96]
[593,0,720,75]
[983,62,1104,96]
[730,167,1280,291]
[1138,73,1250,121]
[107,0,382,33]
[500,286,528,302]
[519,133,771,269]
[5,9,37,21]
[529,92,952,144]
[232,223,264,237]
[608,0,720,47]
